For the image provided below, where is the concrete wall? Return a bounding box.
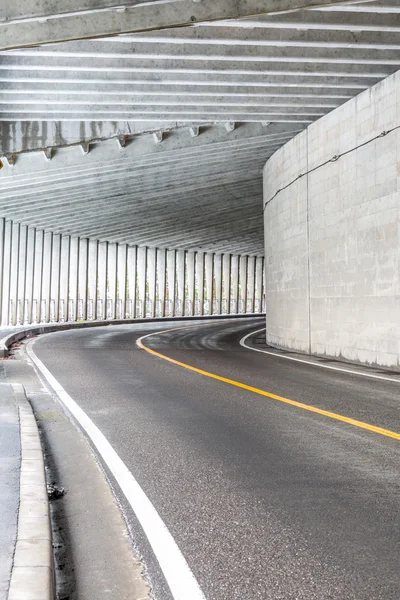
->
[264,70,400,369]
[0,218,265,326]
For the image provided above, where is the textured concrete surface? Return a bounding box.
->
[0,385,20,600]
[264,69,400,368]
[7,385,55,600]
[27,319,400,600]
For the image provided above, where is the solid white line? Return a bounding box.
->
[240,328,400,385]
[26,339,207,600]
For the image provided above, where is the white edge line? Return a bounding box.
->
[240,328,400,385]
[25,338,207,600]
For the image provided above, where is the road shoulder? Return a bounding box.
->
[0,348,152,600]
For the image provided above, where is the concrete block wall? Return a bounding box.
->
[264,70,400,369]
[0,218,265,326]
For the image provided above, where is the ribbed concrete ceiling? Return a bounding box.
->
[0,0,398,254]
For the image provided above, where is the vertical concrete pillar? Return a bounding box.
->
[50,234,61,322]
[247,256,256,314]
[239,255,248,313]
[204,253,213,316]
[32,229,44,324]
[88,239,98,320]
[0,219,4,325]
[97,242,108,320]
[230,255,239,314]
[213,254,222,315]
[255,256,264,313]
[9,223,20,326]
[17,225,28,325]
[156,248,167,317]
[25,228,36,324]
[262,257,266,313]
[195,252,205,316]
[222,254,231,314]
[2,222,13,326]
[166,250,176,317]
[107,243,117,320]
[117,244,128,320]
[147,247,156,318]
[127,245,137,319]
[186,252,195,316]
[68,237,79,322]
[41,232,53,323]
[59,235,70,322]
[137,246,147,318]
[176,250,185,317]
[78,238,89,321]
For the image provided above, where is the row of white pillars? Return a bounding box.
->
[0,220,265,327]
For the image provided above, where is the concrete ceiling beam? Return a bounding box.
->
[6,43,400,63]
[0,70,380,88]
[0,125,297,178]
[1,55,393,77]
[0,0,370,51]
[0,94,346,106]
[0,82,365,96]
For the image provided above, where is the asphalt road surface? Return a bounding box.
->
[31,318,400,600]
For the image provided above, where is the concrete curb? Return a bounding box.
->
[8,384,55,600]
[0,313,265,358]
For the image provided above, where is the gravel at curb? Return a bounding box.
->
[8,384,54,600]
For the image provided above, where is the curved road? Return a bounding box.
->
[31,318,400,600]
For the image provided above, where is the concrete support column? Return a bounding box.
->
[97,242,108,320]
[137,246,147,318]
[41,232,53,323]
[156,248,166,317]
[204,253,213,316]
[175,250,185,317]
[17,225,28,325]
[32,230,44,324]
[230,255,239,314]
[247,256,256,313]
[213,254,222,315]
[50,234,61,322]
[117,244,128,320]
[88,239,98,320]
[239,255,248,314]
[195,252,205,316]
[2,222,13,326]
[9,223,20,326]
[222,254,231,314]
[255,256,264,314]
[25,228,36,324]
[147,247,156,318]
[68,237,79,322]
[127,246,137,319]
[166,250,176,317]
[79,238,89,321]
[0,220,5,325]
[107,243,117,320]
[186,252,195,316]
[262,261,266,313]
[59,235,70,322]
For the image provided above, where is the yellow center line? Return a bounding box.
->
[137,323,400,442]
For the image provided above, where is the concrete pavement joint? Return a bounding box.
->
[7,383,55,600]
